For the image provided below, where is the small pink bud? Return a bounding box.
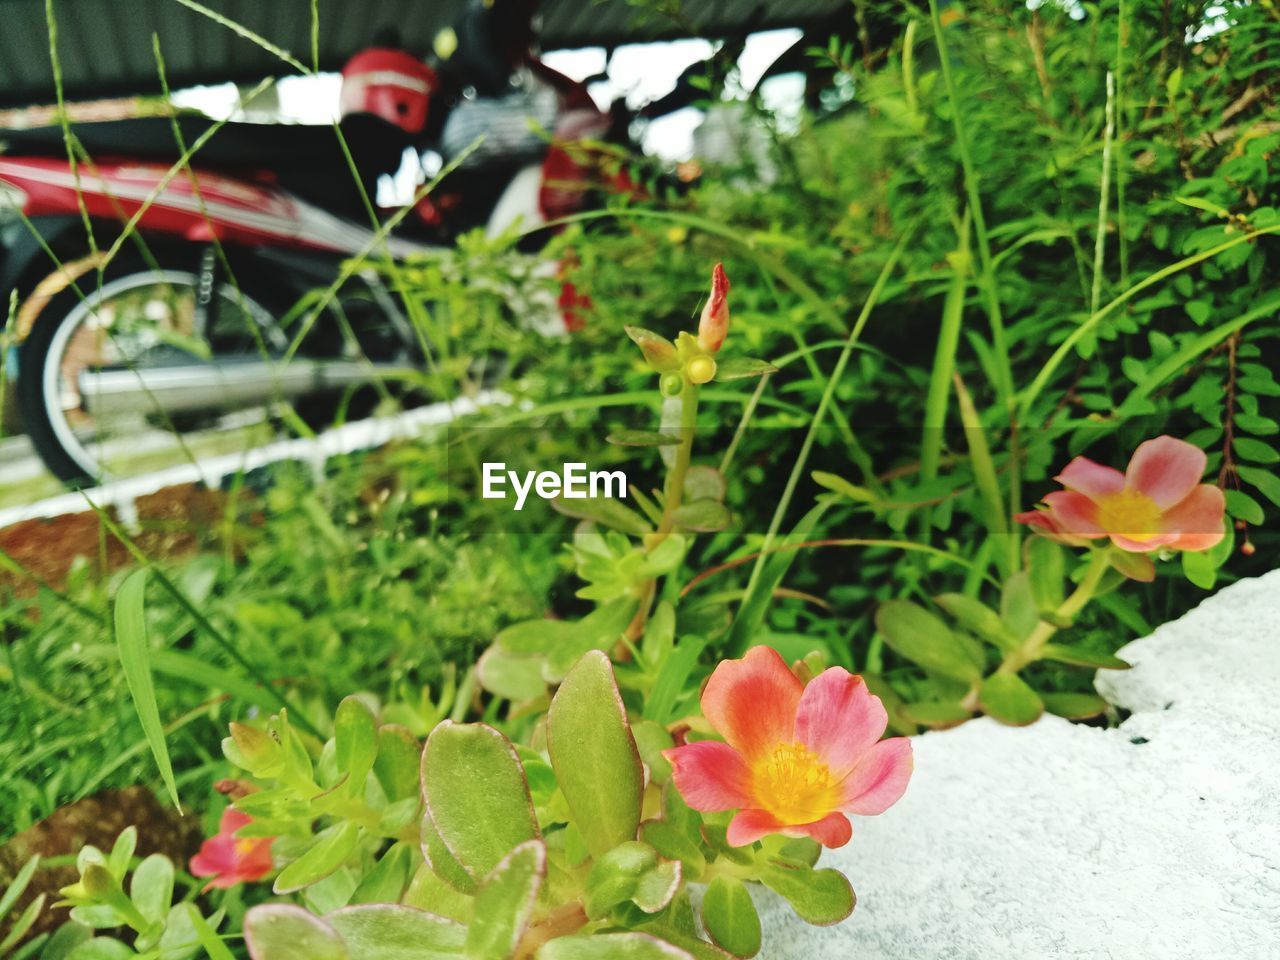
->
[697,263,731,353]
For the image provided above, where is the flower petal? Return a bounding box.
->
[795,812,853,849]
[839,738,913,816]
[1055,457,1125,502]
[220,808,253,834]
[190,835,237,878]
[1161,484,1226,551]
[1108,532,1176,553]
[701,645,803,762]
[1125,436,1207,508]
[1041,491,1106,537]
[794,669,886,779]
[725,808,788,847]
[663,740,752,812]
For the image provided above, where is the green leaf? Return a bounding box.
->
[899,700,971,728]
[537,933,695,959]
[682,466,727,503]
[757,862,855,926]
[374,725,423,802]
[874,600,981,682]
[701,875,761,958]
[64,937,136,959]
[129,854,174,926]
[713,356,777,380]
[547,651,644,860]
[672,499,732,532]
[1238,464,1280,507]
[350,843,414,905]
[476,646,548,701]
[1233,437,1279,463]
[933,594,1017,651]
[631,719,675,785]
[1224,489,1264,525]
[979,674,1044,726]
[625,326,680,372]
[0,855,40,920]
[403,864,473,924]
[1025,538,1066,611]
[811,472,876,503]
[606,430,682,447]
[1041,692,1109,720]
[421,722,538,882]
[496,618,579,655]
[999,572,1040,640]
[335,697,379,795]
[639,820,704,878]
[114,570,181,811]
[1181,549,1217,590]
[466,840,545,960]
[244,905,349,960]
[0,894,45,953]
[275,821,361,894]
[1040,644,1130,670]
[552,496,652,536]
[583,842,681,919]
[327,903,468,960]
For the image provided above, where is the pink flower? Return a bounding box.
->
[1015,436,1225,560]
[697,263,731,353]
[663,646,913,849]
[190,808,275,890]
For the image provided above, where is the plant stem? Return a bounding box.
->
[927,0,1021,558]
[1091,71,1116,316]
[655,381,700,537]
[997,547,1112,674]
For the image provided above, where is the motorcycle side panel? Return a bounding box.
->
[0,157,433,260]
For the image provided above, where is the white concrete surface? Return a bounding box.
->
[757,569,1280,959]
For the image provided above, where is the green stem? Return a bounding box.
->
[928,0,1021,559]
[997,547,1111,674]
[655,381,700,537]
[728,232,912,655]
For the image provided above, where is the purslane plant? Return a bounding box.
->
[874,435,1229,728]
[53,267,887,960]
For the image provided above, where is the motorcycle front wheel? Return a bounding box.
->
[17,248,291,487]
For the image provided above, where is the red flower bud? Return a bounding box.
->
[697,263,731,353]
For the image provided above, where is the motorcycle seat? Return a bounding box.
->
[0,113,410,217]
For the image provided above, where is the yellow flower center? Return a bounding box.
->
[235,838,259,856]
[1096,488,1163,541]
[751,741,838,824]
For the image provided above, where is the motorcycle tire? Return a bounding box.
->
[17,247,285,487]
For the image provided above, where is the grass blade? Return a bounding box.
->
[114,569,182,812]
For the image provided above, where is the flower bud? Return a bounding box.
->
[696,263,730,353]
[81,863,120,898]
[687,355,716,385]
[659,371,684,397]
[229,722,281,771]
[625,325,680,372]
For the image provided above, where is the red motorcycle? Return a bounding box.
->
[0,3,621,486]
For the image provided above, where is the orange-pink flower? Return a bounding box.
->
[663,646,913,849]
[190,808,275,890]
[1016,436,1225,558]
[697,263,731,353]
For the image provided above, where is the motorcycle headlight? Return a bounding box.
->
[0,180,27,226]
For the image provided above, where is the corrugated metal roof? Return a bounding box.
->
[0,0,848,107]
